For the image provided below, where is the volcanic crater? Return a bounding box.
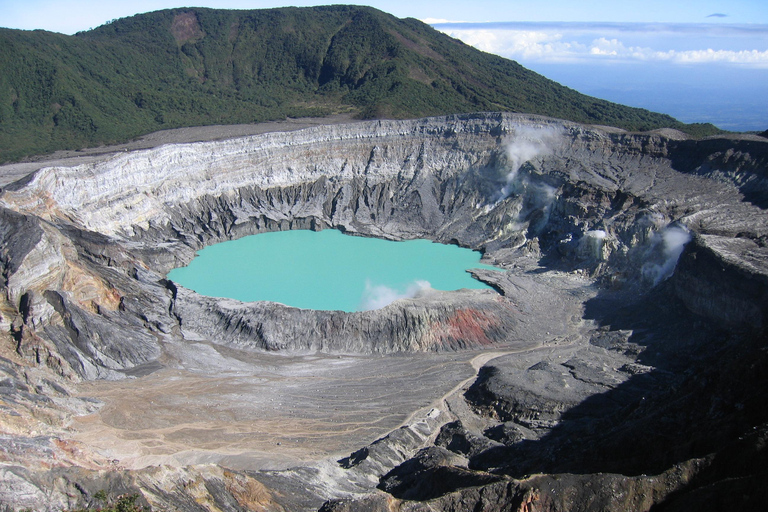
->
[0,113,767,511]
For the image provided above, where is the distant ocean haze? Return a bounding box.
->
[528,61,767,131]
[433,21,768,131]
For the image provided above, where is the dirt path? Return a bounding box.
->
[397,344,543,430]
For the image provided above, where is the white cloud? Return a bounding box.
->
[421,18,472,24]
[436,22,768,68]
[443,28,587,62]
[589,37,625,56]
[656,48,768,66]
[583,37,768,67]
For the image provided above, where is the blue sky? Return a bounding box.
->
[1,0,766,130]
[3,0,766,34]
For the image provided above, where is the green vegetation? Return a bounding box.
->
[0,5,722,162]
[66,492,149,512]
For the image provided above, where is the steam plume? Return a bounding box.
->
[358,279,433,311]
[483,126,562,237]
[581,229,607,260]
[498,126,561,201]
[642,225,691,285]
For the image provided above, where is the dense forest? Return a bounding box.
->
[0,5,720,162]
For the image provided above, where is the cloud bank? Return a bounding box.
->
[433,22,768,68]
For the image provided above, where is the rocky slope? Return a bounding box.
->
[0,113,766,511]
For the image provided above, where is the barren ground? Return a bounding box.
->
[68,338,518,471]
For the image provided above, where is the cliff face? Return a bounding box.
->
[0,113,766,511]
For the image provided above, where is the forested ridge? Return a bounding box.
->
[0,5,720,162]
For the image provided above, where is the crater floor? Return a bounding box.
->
[70,344,483,470]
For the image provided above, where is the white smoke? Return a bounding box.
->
[498,126,562,201]
[482,126,562,236]
[358,279,433,311]
[641,225,692,285]
[580,229,607,261]
[502,180,558,234]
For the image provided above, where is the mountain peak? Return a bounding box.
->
[0,5,719,162]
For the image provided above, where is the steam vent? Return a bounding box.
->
[1,113,767,511]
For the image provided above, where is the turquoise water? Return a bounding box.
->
[167,229,499,312]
